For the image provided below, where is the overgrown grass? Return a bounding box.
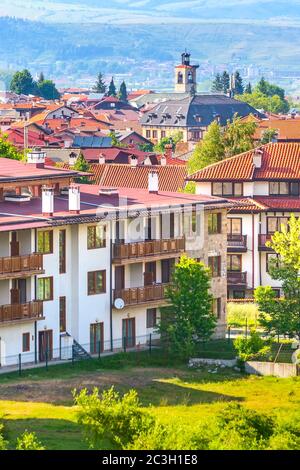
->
[227,302,260,327]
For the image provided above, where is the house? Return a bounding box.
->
[242,114,300,143]
[0,150,232,366]
[187,142,300,299]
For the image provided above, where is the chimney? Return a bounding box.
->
[164,143,173,160]
[160,155,167,166]
[42,186,54,217]
[253,147,264,168]
[99,153,106,165]
[69,184,80,214]
[27,148,46,168]
[130,155,138,167]
[69,152,77,166]
[148,170,159,194]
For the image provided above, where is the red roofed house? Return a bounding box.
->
[0,149,233,368]
[187,142,300,299]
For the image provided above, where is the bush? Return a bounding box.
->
[0,417,8,451]
[234,330,271,362]
[16,431,45,450]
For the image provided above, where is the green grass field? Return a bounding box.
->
[0,351,299,450]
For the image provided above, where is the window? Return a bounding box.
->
[267,217,289,234]
[37,277,53,301]
[233,290,245,299]
[208,256,221,277]
[191,131,201,141]
[212,182,242,197]
[227,254,242,272]
[59,296,66,333]
[266,253,280,272]
[59,229,66,274]
[212,298,222,319]
[147,308,157,328]
[208,213,222,234]
[88,270,106,295]
[152,130,158,139]
[37,230,53,254]
[22,333,30,352]
[87,225,106,249]
[146,130,151,139]
[161,131,166,138]
[177,72,183,84]
[228,218,242,235]
[269,181,299,196]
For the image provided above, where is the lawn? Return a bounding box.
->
[0,352,299,450]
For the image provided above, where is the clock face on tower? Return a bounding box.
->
[114,298,125,310]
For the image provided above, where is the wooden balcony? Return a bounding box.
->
[0,301,44,325]
[227,234,248,252]
[227,271,248,286]
[0,253,44,279]
[112,238,185,264]
[258,234,273,251]
[113,283,170,307]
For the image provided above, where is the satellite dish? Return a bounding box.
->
[114,298,125,310]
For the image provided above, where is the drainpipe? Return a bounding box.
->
[110,222,113,351]
[259,213,262,286]
[34,228,38,364]
[252,213,255,292]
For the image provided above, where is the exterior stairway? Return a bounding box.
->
[72,339,92,360]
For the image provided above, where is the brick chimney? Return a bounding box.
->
[164,144,173,160]
[69,184,80,214]
[42,186,54,217]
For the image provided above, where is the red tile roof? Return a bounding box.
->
[228,196,300,213]
[0,158,79,182]
[188,143,300,182]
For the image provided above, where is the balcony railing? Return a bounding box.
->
[0,253,44,279]
[258,234,273,251]
[113,283,170,307]
[227,271,248,286]
[113,238,185,263]
[227,234,248,252]
[0,301,44,325]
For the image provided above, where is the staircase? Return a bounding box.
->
[72,338,92,361]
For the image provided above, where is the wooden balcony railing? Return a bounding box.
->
[258,234,273,250]
[227,271,248,286]
[113,283,170,307]
[0,301,44,324]
[113,238,185,262]
[227,234,247,251]
[0,253,44,278]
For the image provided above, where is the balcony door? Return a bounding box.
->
[90,322,104,354]
[39,330,53,362]
[144,262,156,286]
[10,231,19,256]
[115,266,125,291]
[228,218,242,236]
[161,258,175,283]
[122,318,136,348]
[11,279,26,304]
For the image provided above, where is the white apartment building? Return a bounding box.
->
[0,151,232,367]
[187,142,300,300]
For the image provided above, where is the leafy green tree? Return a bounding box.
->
[10,69,36,95]
[234,71,244,95]
[245,82,252,94]
[138,142,154,152]
[73,152,90,183]
[188,121,225,173]
[0,134,22,160]
[223,114,257,157]
[257,77,285,100]
[107,77,117,97]
[236,90,289,114]
[256,77,269,96]
[93,73,107,94]
[261,128,278,144]
[254,215,300,340]
[153,131,183,154]
[118,81,128,102]
[211,73,223,92]
[16,431,45,450]
[221,71,230,94]
[37,80,60,100]
[38,72,45,84]
[159,256,216,358]
[74,387,155,450]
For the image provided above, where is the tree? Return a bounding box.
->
[154,131,183,154]
[93,73,107,94]
[138,142,154,152]
[245,82,252,94]
[257,77,285,100]
[261,128,278,144]
[10,69,36,95]
[38,72,45,84]
[37,80,60,100]
[223,114,257,157]
[0,134,22,160]
[211,73,223,92]
[236,90,289,114]
[158,256,216,358]
[254,215,300,340]
[234,71,244,95]
[256,77,269,96]
[107,77,117,97]
[73,152,90,183]
[221,71,230,94]
[188,121,225,173]
[118,81,128,102]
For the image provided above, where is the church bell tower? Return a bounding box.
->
[175,51,199,94]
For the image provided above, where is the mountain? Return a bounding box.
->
[2,0,300,24]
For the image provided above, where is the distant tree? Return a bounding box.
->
[257,77,285,100]
[159,256,216,359]
[188,121,225,173]
[154,131,183,154]
[37,80,60,100]
[221,71,230,94]
[211,73,223,93]
[138,142,154,152]
[73,152,90,183]
[245,82,252,94]
[93,73,107,94]
[0,134,22,160]
[107,77,117,97]
[256,77,269,96]
[118,81,128,102]
[236,90,289,114]
[10,69,36,95]
[223,114,257,157]
[38,72,45,84]
[261,128,278,144]
[234,71,244,95]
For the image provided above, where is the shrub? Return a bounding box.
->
[0,417,8,451]
[234,330,271,361]
[16,431,45,450]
